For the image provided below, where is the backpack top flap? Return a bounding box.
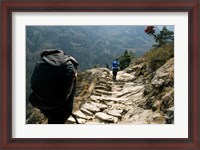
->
[41,49,67,66]
[31,49,78,98]
[41,49,79,67]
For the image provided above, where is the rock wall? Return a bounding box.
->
[134,58,174,124]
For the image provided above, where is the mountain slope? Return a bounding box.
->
[26,26,156,70]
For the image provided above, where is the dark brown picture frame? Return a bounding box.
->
[0,0,199,149]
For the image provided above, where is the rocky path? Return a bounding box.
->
[67,69,165,124]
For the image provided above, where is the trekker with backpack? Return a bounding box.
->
[112,59,120,81]
[29,49,79,124]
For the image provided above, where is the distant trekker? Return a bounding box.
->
[29,49,79,124]
[112,59,120,81]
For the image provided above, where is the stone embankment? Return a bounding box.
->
[26,58,174,124]
[67,58,174,124]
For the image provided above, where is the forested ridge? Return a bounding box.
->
[26,26,156,70]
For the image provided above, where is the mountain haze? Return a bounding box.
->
[26,26,156,70]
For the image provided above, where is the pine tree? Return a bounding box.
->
[154,26,174,47]
[119,50,135,70]
[145,26,174,47]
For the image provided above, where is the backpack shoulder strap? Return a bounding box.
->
[70,113,80,124]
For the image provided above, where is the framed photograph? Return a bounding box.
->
[1,0,199,149]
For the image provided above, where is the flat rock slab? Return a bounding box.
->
[95,112,118,123]
[101,97,128,102]
[95,89,112,96]
[91,95,128,102]
[82,103,100,113]
[95,85,111,91]
[149,113,166,124]
[91,102,108,110]
[107,109,123,118]
[66,117,86,124]
[117,72,135,81]
[74,110,93,120]
[74,110,89,119]
[85,122,104,125]
[80,108,94,116]
[90,95,101,101]
[122,82,134,88]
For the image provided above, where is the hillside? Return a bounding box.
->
[26,50,174,124]
[26,26,157,101]
[26,26,156,70]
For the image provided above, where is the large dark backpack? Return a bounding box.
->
[29,49,78,111]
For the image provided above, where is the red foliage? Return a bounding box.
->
[144,26,155,34]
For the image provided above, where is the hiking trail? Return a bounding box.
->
[67,69,166,124]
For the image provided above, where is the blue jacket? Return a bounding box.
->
[112,60,119,70]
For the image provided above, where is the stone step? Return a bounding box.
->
[123,84,144,89]
[80,108,94,116]
[95,112,118,123]
[73,110,92,120]
[91,102,108,111]
[91,95,128,102]
[90,95,101,101]
[94,89,112,96]
[95,85,111,91]
[100,97,128,102]
[116,91,134,98]
[82,103,100,113]
[106,109,123,118]
[128,92,143,102]
[66,117,86,124]
[91,91,102,96]
[126,90,141,98]
[85,122,104,125]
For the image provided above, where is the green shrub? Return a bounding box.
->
[145,43,174,71]
[119,50,135,70]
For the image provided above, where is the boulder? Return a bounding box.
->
[151,78,165,87]
[164,107,174,124]
[162,90,174,102]
[161,90,174,111]
[149,113,166,124]
[152,100,162,111]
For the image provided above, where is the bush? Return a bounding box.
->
[119,50,135,70]
[145,43,174,71]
